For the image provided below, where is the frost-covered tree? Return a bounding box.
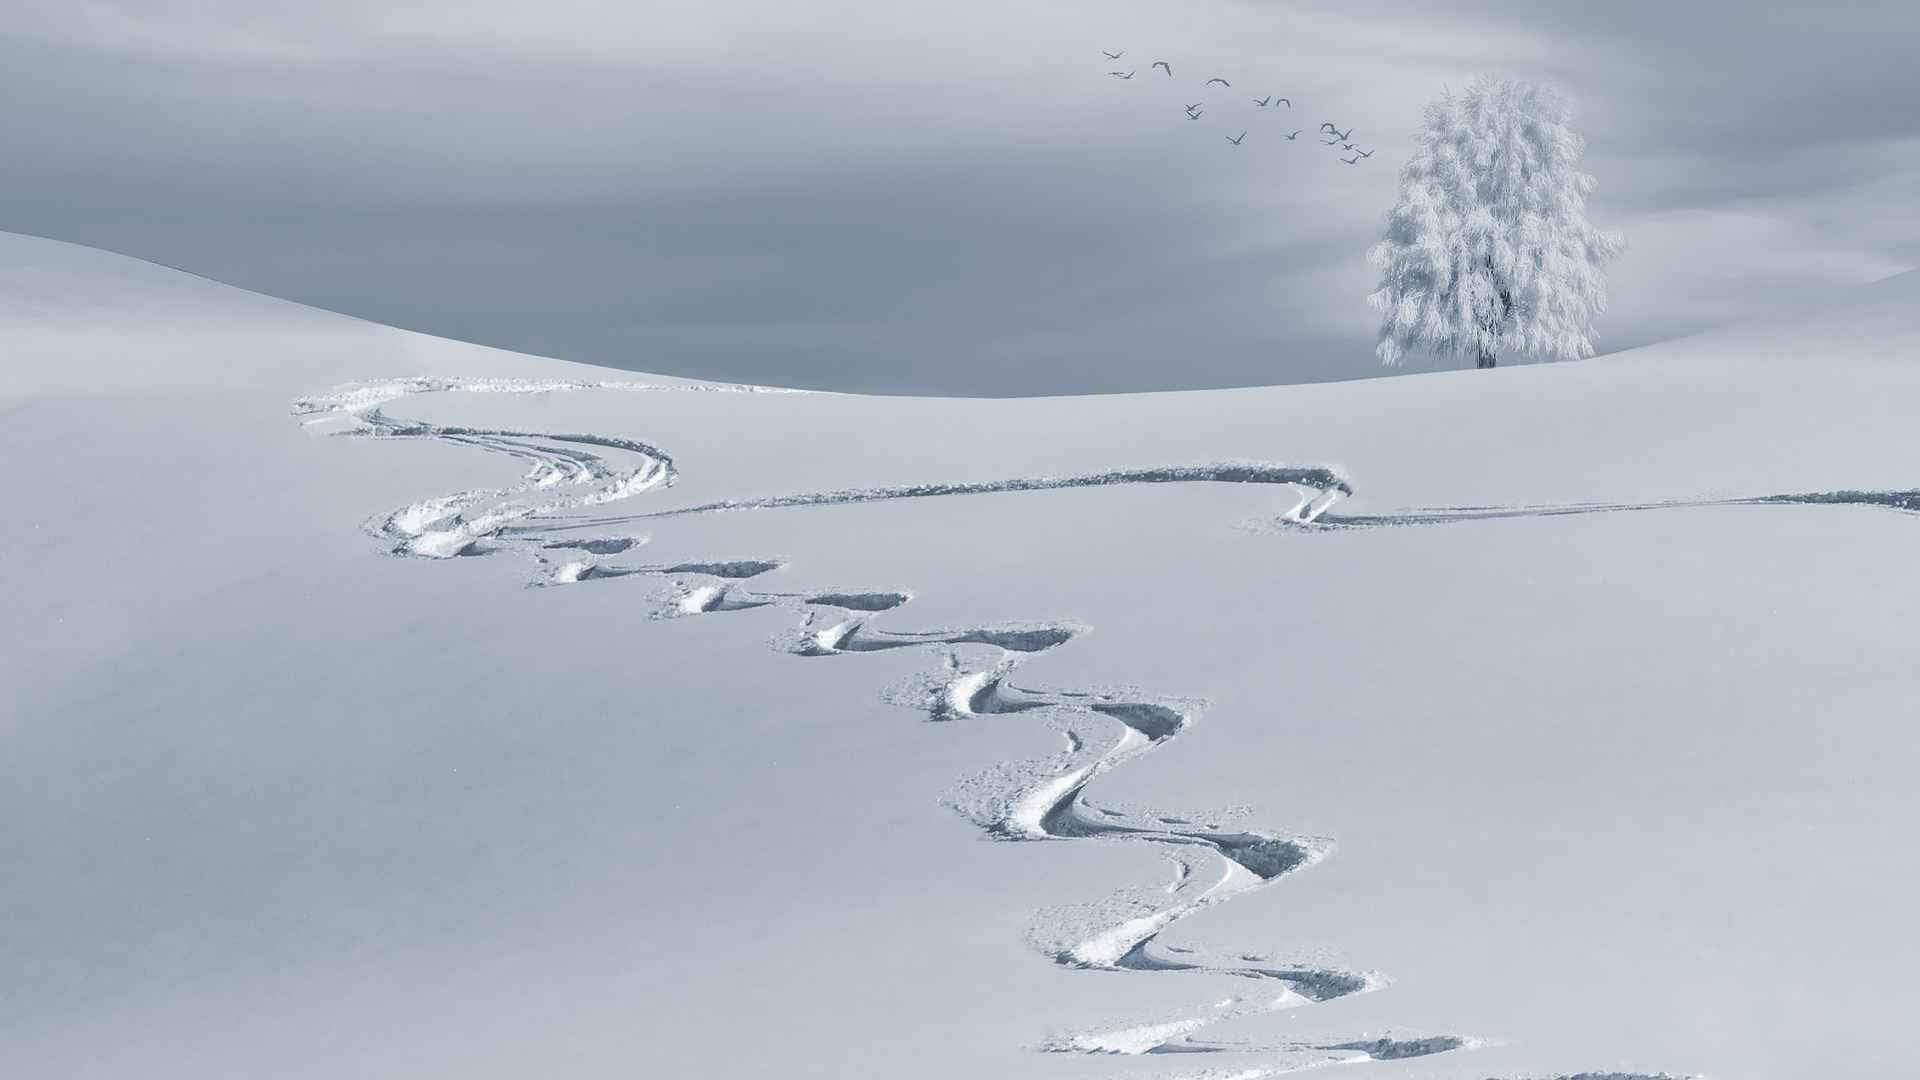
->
[1367,77,1623,369]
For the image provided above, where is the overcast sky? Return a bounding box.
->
[3,1,1916,394]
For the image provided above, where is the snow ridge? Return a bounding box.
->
[292,376,1690,1078]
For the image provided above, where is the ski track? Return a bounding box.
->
[1302,489,1920,531]
[293,377,1737,1079]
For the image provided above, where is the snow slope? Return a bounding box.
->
[5,230,1918,1080]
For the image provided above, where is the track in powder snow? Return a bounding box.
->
[292,376,1807,1078]
[1304,491,1920,530]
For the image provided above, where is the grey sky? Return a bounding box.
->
[3,1,1916,394]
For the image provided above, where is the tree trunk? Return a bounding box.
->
[1475,282,1510,369]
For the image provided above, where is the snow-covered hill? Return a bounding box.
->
[5,230,1916,1080]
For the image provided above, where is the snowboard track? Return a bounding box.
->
[295,377,1717,1079]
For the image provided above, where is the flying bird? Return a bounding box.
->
[1329,126,1354,141]
[1152,60,1172,76]
[1187,108,1204,120]
[1319,122,1338,133]
[1284,130,1301,140]
[1254,95,1272,107]
[1276,97,1291,108]
[1227,131,1247,145]
[1354,148,1374,158]
[1109,70,1135,79]
[1342,153,1361,164]
[1103,50,1124,59]
[1341,142,1359,151]
[1206,77,1231,87]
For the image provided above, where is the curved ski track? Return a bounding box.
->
[295,377,1719,1080]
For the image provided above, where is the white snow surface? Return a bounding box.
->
[5,229,1920,1079]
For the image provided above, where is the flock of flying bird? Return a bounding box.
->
[1101,49,1374,163]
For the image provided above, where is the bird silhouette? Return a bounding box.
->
[1076,56,1363,156]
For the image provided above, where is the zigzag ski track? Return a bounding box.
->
[291,376,1766,1079]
